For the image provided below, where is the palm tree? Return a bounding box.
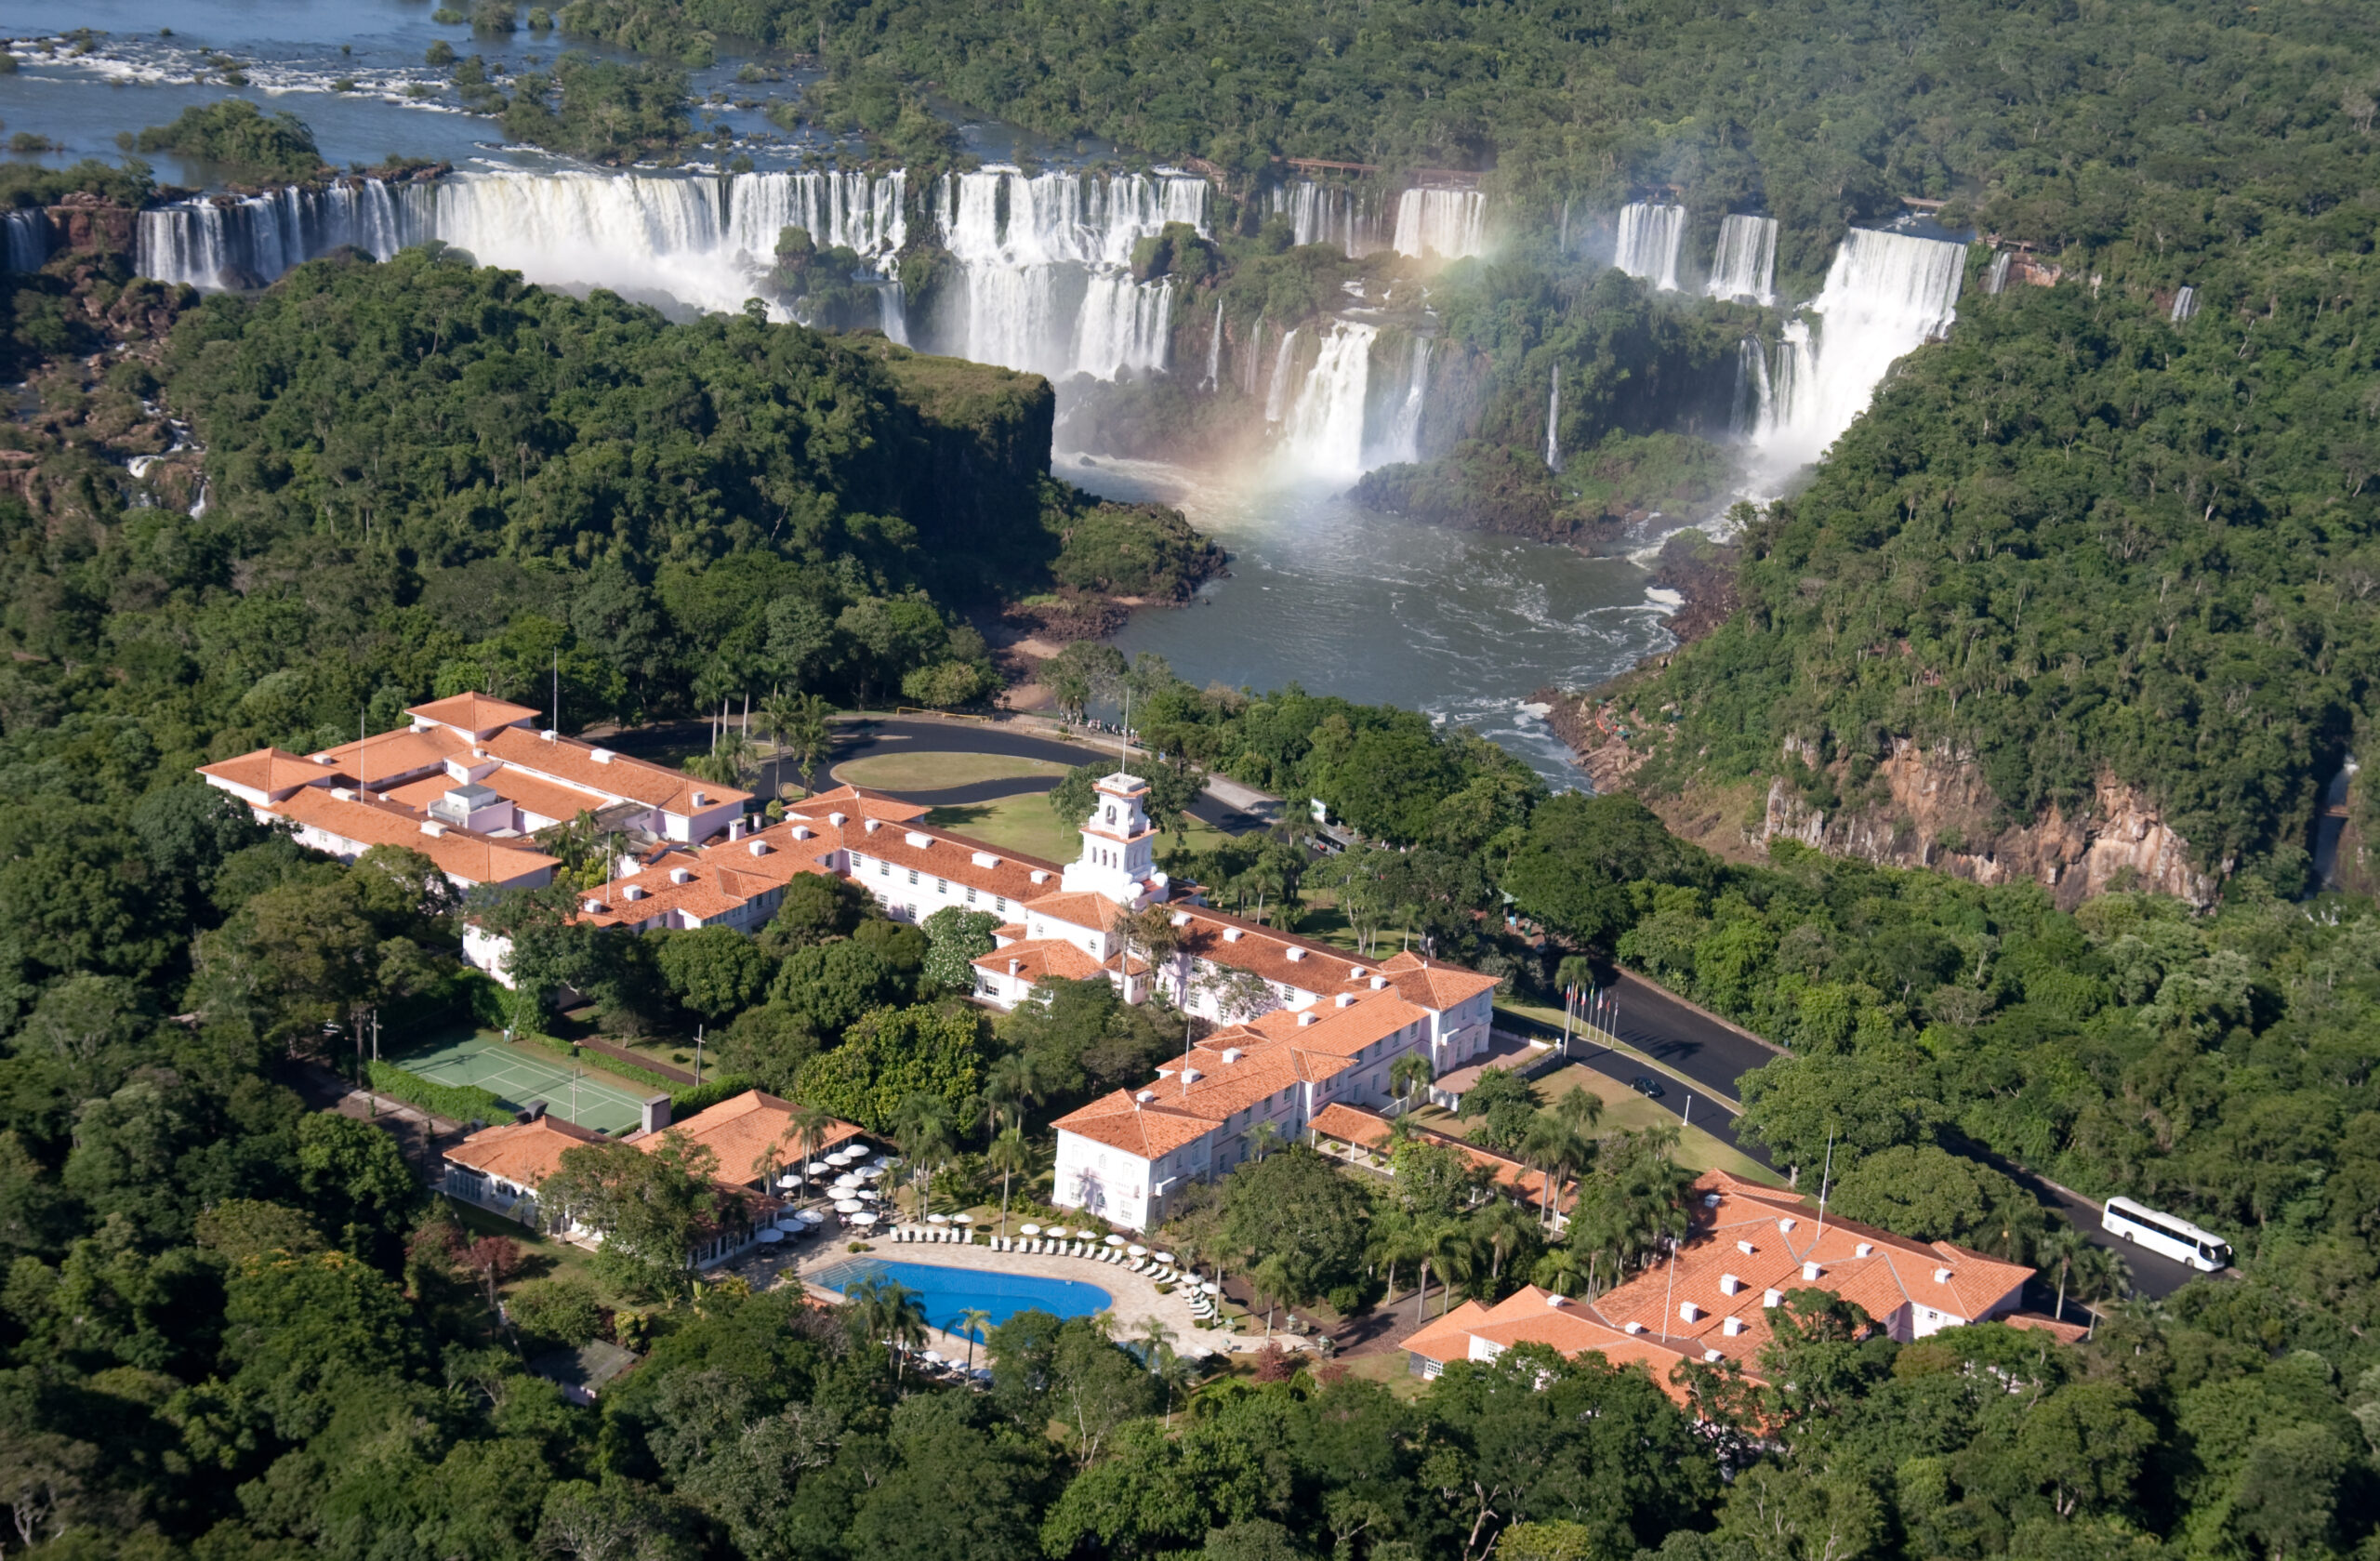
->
[987,1125,1033,1237]
[1247,1119,1282,1162]
[955,1306,993,1371]
[1251,1252,1296,1339]
[1530,1236,1587,1297]
[984,1051,1047,1139]
[1370,1208,1428,1303]
[1122,904,1183,1007]
[1390,1052,1434,1116]
[1552,1083,1604,1138]
[2039,1224,2093,1324]
[1554,956,1596,1051]
[2065,1242,2130,1336]
[782,693,833,789]
[1521,1115,1590,1233]
[789,1101,836,1198]
[1474,1198,1539,1290]
[848,1277,930,1382]
[893,1092,959,1219]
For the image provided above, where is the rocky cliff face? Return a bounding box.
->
[1761,738,2217,907]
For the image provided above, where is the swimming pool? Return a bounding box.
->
[809,1258,1112,1339]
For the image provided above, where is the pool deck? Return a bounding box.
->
[784,1237,1289,1359]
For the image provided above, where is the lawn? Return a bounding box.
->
[835,750,1073,792]
[1406,1066,1782,1185]
[443,1193,603,1294]
[928,793,1233,866]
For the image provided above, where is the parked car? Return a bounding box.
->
[1629,1075,1665,1099]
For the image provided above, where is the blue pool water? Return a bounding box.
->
[810,1259,1112,1340]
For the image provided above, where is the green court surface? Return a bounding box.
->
[392,1031,648,1135]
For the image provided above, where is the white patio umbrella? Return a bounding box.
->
[1104,1233,1127,1247]
[806,1161,832,1175]
[834,1198,864,1214]
[1018,1224,1041,1236]
[1044,1226,1070,1239]
[797,1210,825,1224]
[1153,1252,1175,1264]
[849,1210,878,1225]
[927,1212,949,1224]
[776,1172,801,1189]
[756,1227,784,1243]
[776,1213,805,1230]
[1127,1245,1147,1257]
[1201,1281,1221,1294]
[952,1214,973,1225]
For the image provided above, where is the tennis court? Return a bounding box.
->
[391,1031,650,1135]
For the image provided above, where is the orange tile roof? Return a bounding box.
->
[311,724,476,787]
[445,1115,609,1184]
[1572,1171,2035,1373]
[796,784,932,824]
[1024,891,1130,933]
[974,938,1108,983]
[2003,1312,2090,1345]
[1365,950,1501,1009]
[1248,989,1428,1058]
[1051,1088,1218,1158]
[408,693,544,732]
[271,787,560,886]
[840,814,1063,904]
[200,747,345,797]
[1171,906,1378,995]
[649,1090,863,1186]
[482,726,752,815]
[1405,1286,1698,1403]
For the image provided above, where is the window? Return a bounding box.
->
[997,897,1007,915]
[879,860,890,877]
[906,868,919,885]
[935,878,947,893]
[967,886,978,905]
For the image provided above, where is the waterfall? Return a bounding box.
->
[2170,284,2199,323]
[1746,228,1965,470]
[1706,215,1777,304]
[139,179,410,287]
[1263,329,1301,422]
[1279,321,1376,481]
[135,170,906,316]
[1983,251,2014,296]
[1203,299,1223,390]
[1271,180,1387,258]
[3,209,51,271]
[1374,337,1432,468]
[934,165,1207,379]
[1731,337,1775,439]
[1615,203,1685,291]
[876,281,910,346]
[1393,188,1488,259]
[1558,198,1571,255]
[1544,366,1562,471]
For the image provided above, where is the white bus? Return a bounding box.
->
[2101,1197,2233,1271]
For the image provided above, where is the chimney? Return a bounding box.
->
[1764,1288,1784,1308]
[591,748,616,764]
[1029,869,1050,883]
[792,826,813,840]
[1719,1274,1742,1295]
[1622,1321,1646,1335]
[420,821,447,837]
[1737,1238,1757,1255]
[541,729,557,742]
[1297,1012,1318,1026]
[828,812,848,827]
[1221,1048,1243,1065]
[623,884,645,900]
[1335,993,1355,1007]
[583,898,605,914]
[1369,975,1386,989]
[1286,947,1305,962]
[1778,1217,1796,1233]
[1679,1301,1700,1322]
[1855,1242,1875,1257]
[729,817,747,841]
[1223,928,1243,942]
[972,851,1002,868]
[1181,1066,1202,1083]
[690,789,707,807]
[863,817,881,833]
[641,1093,671,1133]
[1723,1316,1747,1336]
[1802,1261,1822,1281]
[1545,1293,1568,1308]
[747,840,770,856]
[1008,959,1020,976]
[906,830,931,848]
[669,867,694,884]
[1934,1265,1953,1284]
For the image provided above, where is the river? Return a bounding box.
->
[1064,457,1670,786]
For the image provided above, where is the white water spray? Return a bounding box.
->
[1263,329,1302,422]
[1615,203,1685,290]
[1745,228,1965,470]
[1272,181,1388,257]
[1705,215,1777,304]
[1279,321,1377,481]
[1393,188,1488,259]
[1203,299,1223,390]
[1376,337,1432,469]
[1545,366,1562,471]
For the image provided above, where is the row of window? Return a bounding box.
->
[850,853,1009,916]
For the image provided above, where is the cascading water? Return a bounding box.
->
[2170,285,2199,324]
[1278,321,1376,481]
[3,209,51,271]
[1372,337,1432,469]
[934,165,1206,380]
[1263,329,1301,422]
[1706,215,1777,304]
[1744,228,1965,470]
[1731,338,1775,438]
[1983,251,2014,296]
[1203,299,1223,390]
[139,179,409,286]
[134,169,913,319]
[1393,188,1488,259]
[1614,203,1685,291]
[1544,366,1562,471]
[1271,180,1387,258]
